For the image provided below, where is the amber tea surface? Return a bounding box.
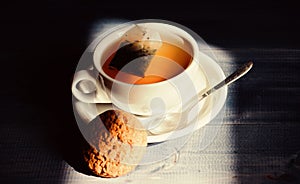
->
[102,41,193,84]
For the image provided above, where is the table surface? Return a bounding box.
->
[1,1,300,184]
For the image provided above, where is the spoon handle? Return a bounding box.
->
[200,61,253,100]
[147,61,253,135]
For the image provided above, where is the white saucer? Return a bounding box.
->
[73,51,227,143]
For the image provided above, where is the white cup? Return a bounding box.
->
[72,20,208,116]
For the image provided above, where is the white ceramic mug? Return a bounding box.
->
[72,20,208,116]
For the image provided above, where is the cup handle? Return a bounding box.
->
[72,70,111,103]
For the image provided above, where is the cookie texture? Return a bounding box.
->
[82,110,147,178]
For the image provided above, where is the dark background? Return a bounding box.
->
[1,0,300,183]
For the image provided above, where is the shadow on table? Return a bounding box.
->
[232,50,300,183]
[3,12,99,183]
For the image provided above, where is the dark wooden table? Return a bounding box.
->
[1,1,300,183]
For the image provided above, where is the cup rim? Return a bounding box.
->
[93,19,201,87]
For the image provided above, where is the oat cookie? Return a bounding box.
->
[83,110,147,178]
